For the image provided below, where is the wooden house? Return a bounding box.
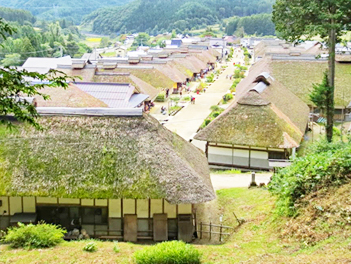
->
[195,60,309,170]
[0,112,215,242]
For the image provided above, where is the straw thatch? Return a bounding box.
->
[152,64,187,83]
[93,74,159,101]
[35,83,107,108]
[60,68,96,82]
[0,114,215,204]
[270,60,351,107]
[110,68,174,89]
[195,59,309,149]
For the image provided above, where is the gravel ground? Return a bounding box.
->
[210,173,272,190]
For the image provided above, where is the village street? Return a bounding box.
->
[162,62,237,146]
[161,49,244,152]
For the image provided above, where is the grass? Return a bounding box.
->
[1,188,351,263]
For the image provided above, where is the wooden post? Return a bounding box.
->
[219,224,223,242]
[209,222,212,240]
[200,222,202,239]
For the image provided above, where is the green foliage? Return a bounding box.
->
[169,96,180,103]
[155,91,166,102]
[83,241,98,252]
[84,0,274,34]
[210,105,221,111]
[134,241,201,264]
[99,37,110,48]
[226,14,275,36]
[113,242,120,253]
[1,53,21,66]
[201,106,224,128]
[233,70,245,79]
[3,222,65,249]
[182,96,191,101]
[273,0,351,43]
[269,141,351,216]
[0,0,131,24]
[206,73,215,83]
[0,7,36,25]
[310,72,334,142]
[223,93,233,102]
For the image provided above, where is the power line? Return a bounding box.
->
[0,46,59,55]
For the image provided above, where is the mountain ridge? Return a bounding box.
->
[82,0,274,34]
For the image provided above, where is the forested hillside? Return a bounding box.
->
[0,7,92,66]
[0,7,36,25]
[0,0,132,24]
[83,0,274,34]
[225,14,275,36]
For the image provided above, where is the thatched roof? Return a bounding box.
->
[270,60,351,107]
[0,114,215,204]
[59,67,96,82]
[35,84,107,108]
[195,59,309,149]
[93,74,159,101]
[172,56,206,74]
[193,50,217,64]
[109,68,174,89]
[152,64,187,83]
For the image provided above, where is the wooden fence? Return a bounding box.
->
[198,222,235,242]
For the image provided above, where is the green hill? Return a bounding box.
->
[0,0,132,24]
[83,0,275,34]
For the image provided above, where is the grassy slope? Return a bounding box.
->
[1,188,351,263]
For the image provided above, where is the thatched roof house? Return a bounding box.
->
[0,113,214,241]
[195,59,309,170]
[0,114,214,204]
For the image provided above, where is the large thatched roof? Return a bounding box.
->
[270,60,351,107]
[195,59,309,149]
[0,114,215,204]
[35,83,107,108]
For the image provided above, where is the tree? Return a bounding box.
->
[99,37,109,48]
[0,19,73,129]
[310,72,334,135]
[273,0,351,142]
[1,53,21,66]
[66,41,79,57]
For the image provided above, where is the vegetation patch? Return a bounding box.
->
[134,241,201,264]
[3,222,65,249]
[83,241,98,252]
[269,140,351,217]
[200,105,224,128]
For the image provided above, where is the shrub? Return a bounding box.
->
[113,242,120,253]
[269,141,351,216]
[223,93,233,102]
[3,222,65,249]
[233,69,245,79]
[182,96,191,101]
[210,105,221,111]
[206,73,214,83]
[155,91,166,102]
[169,96,180,103]
[134,241,201,264]
[83,241,97,252]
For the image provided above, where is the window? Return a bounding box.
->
[268,151,286,160]
[36,206,108,230]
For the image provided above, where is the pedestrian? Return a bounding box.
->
[180,90,183,97]
[191,96,194,104]
[203,87,206,93]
